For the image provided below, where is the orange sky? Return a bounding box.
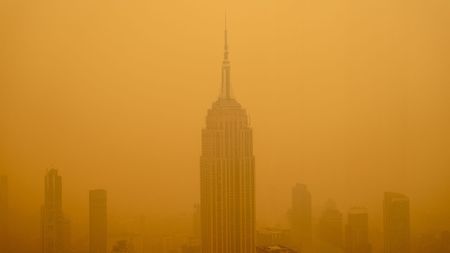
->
[1,0,450,251]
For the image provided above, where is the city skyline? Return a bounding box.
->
[0,168,444,253]
[1,1,450,253]
[2,5,449,231]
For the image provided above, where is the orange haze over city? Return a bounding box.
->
[1,1,449,253]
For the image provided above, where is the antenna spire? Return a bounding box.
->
[221,12,232,99]
[224,11,228,59]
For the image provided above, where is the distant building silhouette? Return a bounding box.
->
[383,192,410,253]
[257,228,290,247]
[345,207,371,253]
[90,189,107,253]
[41,169,71,253]
[182,238,201,253]
[0,175,7,252]
[415,230,450,253]
[256,245,298,253]
[290,183,312,253]
[109,216,145,253]
[200,24,255,253]
[111,240,129,253]
[318,200,344,249]
[442,231,450,253]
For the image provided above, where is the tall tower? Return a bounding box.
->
[290,183,312,253]
[0,175,8,253]
[345,207,371,253]
[90,189,107,253]
[200,24,256,253]
[383,192,410,253]
[41,169,70,253]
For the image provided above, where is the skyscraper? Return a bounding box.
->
[383,192,410,253]
[318,200,343,248]
[345,207,371,253]
[90,189,107,253]
[0,175,8,253]
[41,169,70,253]
[290,183,312,253]
[200,25,256,253]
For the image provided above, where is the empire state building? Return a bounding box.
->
[200,27,256,253]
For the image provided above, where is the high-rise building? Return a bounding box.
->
[200,25,256,253]
[290,183,312,252]
[383,192,410,253]
[0,175,8,253]
[90,189,107,253]
[41,169,70,253]
[345,207,371,253]
[318,200,343,248]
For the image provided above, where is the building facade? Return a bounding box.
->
[345,207,371,253]
[41,169,70,253]
[90,189,107,253]
[383,192,410,253]
[290,184,312,253]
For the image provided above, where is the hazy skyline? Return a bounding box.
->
[1,1,450,252]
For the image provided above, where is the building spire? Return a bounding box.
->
[221,12,232,99]
[224,12,228,60]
